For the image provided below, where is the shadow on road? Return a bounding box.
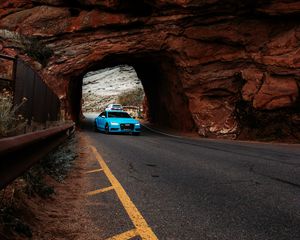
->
[79,113,98,132]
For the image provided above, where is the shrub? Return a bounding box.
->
[41,135,77,182]
[117,88,144,106]
[0,89,27,138]
[19,36,53,67]
[0,134,77,238]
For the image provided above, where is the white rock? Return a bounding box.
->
[82,65,143,112]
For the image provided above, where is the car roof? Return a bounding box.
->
[106,110,124,112]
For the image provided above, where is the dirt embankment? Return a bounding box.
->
[0,133,100,240]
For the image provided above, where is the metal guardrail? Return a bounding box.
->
[123,106,140,109]
[0,123,75,190]
[123,106,143,118]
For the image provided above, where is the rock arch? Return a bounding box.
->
[1,0,300,139]
[67,51,195,131]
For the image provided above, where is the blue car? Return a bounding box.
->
[95,110,141,135]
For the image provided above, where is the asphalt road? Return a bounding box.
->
[81,115,300,240]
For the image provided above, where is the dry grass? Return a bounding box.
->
[0,179,33,239]
[0,89,27,138]
[0,135,77,239]
[15,35,53,67]
[117,88,144,106]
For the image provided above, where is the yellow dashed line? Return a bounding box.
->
[87,186,114,196]
[90,145,158,240]
[85,169,103,174]
[105,229,139,240]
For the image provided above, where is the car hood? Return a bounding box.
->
[107,118,139,124]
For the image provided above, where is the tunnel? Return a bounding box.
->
[67,52,195,131]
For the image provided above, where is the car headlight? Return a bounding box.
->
[111,122,119,126]
[135,123,140,126]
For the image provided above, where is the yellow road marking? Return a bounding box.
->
[87,186,114,196]
[85,169,103,174]
[90,145,158,240]
[105,229,139,240]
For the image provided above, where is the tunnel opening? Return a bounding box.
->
[82,64,145,118]
[67,52,195,132]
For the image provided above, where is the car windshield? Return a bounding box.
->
[113,105,121,108]
[107,112,131,118]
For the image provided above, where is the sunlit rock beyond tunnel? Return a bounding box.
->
[1,0,300,140]
[68,53,195,131]
[81,65,143,113]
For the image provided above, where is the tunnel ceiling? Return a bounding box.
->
[0,0,300,139]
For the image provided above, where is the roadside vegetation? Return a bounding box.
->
[118,88,144,106]
[0,88,69,138]
[0,136,77,239]
[18,36,53,67]
[0,89,27,138]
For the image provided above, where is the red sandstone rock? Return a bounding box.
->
[253,75,299,110]
[0,0,299,138]
[258,1,300,15]
[241,68,264,102]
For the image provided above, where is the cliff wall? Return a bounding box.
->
[1,0,299,139]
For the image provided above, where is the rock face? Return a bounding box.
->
[82,65,143,112]
[0,0,300,140]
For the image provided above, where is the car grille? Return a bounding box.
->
[120,123,134,130]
